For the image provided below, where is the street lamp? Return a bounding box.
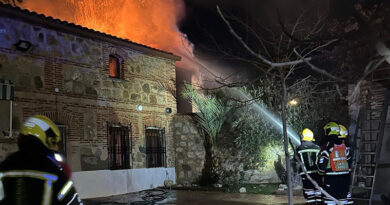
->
[288,98,298,106]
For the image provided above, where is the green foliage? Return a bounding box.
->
[223,181,280,194]
[181,83,230,145]
[233,78,348,169]
[237,183,279,195]
[219,169,244,192]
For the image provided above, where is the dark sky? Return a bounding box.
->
[179,0,357,53]
[178,0,333,83]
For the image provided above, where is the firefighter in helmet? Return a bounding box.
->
[0,115,83,205]
[318,122,353,204]
[338,124,353,204]
[296,128,321,205]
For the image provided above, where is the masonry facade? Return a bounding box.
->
[0,4,179,173]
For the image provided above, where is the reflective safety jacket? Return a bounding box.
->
[296,141,320,175]
[318,137,351,175]
[0,145,83,205]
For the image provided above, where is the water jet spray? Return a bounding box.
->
[233,88,301,145]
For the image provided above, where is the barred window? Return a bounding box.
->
[108,123,132,170]
[145,127,166,168]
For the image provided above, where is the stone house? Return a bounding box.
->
[0,3,180,198]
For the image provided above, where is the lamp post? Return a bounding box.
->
[288,98,298,106]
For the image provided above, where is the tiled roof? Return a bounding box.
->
[0,2,181,61]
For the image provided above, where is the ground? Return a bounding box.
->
[84,190,306,205]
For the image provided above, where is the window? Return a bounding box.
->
[146,127,166,168]
[109,55,121,78]
[56,124,67,155]
[0,79,14,137]
[108,123,132,169]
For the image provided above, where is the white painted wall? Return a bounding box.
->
[71,167,176,199]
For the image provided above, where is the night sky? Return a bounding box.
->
[178,0,334,83]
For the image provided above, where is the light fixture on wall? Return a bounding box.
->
[136,105,143,111]
[14,40,32,52]
[165,107,172,114]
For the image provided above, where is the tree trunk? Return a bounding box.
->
[282,78,294,205]
[200,132,215,186]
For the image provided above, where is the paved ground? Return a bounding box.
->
[84,190,306,205]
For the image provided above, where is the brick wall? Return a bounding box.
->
[0,15,177,171]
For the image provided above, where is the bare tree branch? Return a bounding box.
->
[276,8,333,44]
[227,14,273,58]
[304,39,338,57]
[217,6,312,68]
[286,11,305,50]
[335,84,344,99]
[293,48,345,82]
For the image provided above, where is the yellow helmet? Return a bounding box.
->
[339,125,348,138]
[301,128,315,141]
[324,122,340,136]
[20,115,61,151]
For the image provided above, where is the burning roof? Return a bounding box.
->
[0,2,181,61]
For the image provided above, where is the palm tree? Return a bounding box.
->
[182,83,229,186]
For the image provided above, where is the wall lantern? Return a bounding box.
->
[136,105,143,111]
[165,107,172,114]
[14,40,32,52]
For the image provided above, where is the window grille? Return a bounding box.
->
[145,127,166,168]
[108,123,132,169]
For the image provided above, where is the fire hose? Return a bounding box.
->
[99,188,169,205]
[130,188,169,205]
[100,172,173,204]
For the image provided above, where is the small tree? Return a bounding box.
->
[182,83,230,186]
[213,3,387,203]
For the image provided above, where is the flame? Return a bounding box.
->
[19,0,199,80]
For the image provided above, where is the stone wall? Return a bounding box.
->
[0,14,177,171]
[172,114,282,186]
[0,140,17,162]
[173,114,205,186]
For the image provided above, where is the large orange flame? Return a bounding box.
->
[20,0,198,77]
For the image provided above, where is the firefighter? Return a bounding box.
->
[296,128,322,205]
[338,124,353,204]
[318,122,353,204]
[0,115,83,205]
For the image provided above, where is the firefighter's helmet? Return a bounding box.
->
[301,128,315,141]
[324,122,340,136]
[339,125,348,138]
[20,115,61,151]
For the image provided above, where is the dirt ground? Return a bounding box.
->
[84,190,306,205]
